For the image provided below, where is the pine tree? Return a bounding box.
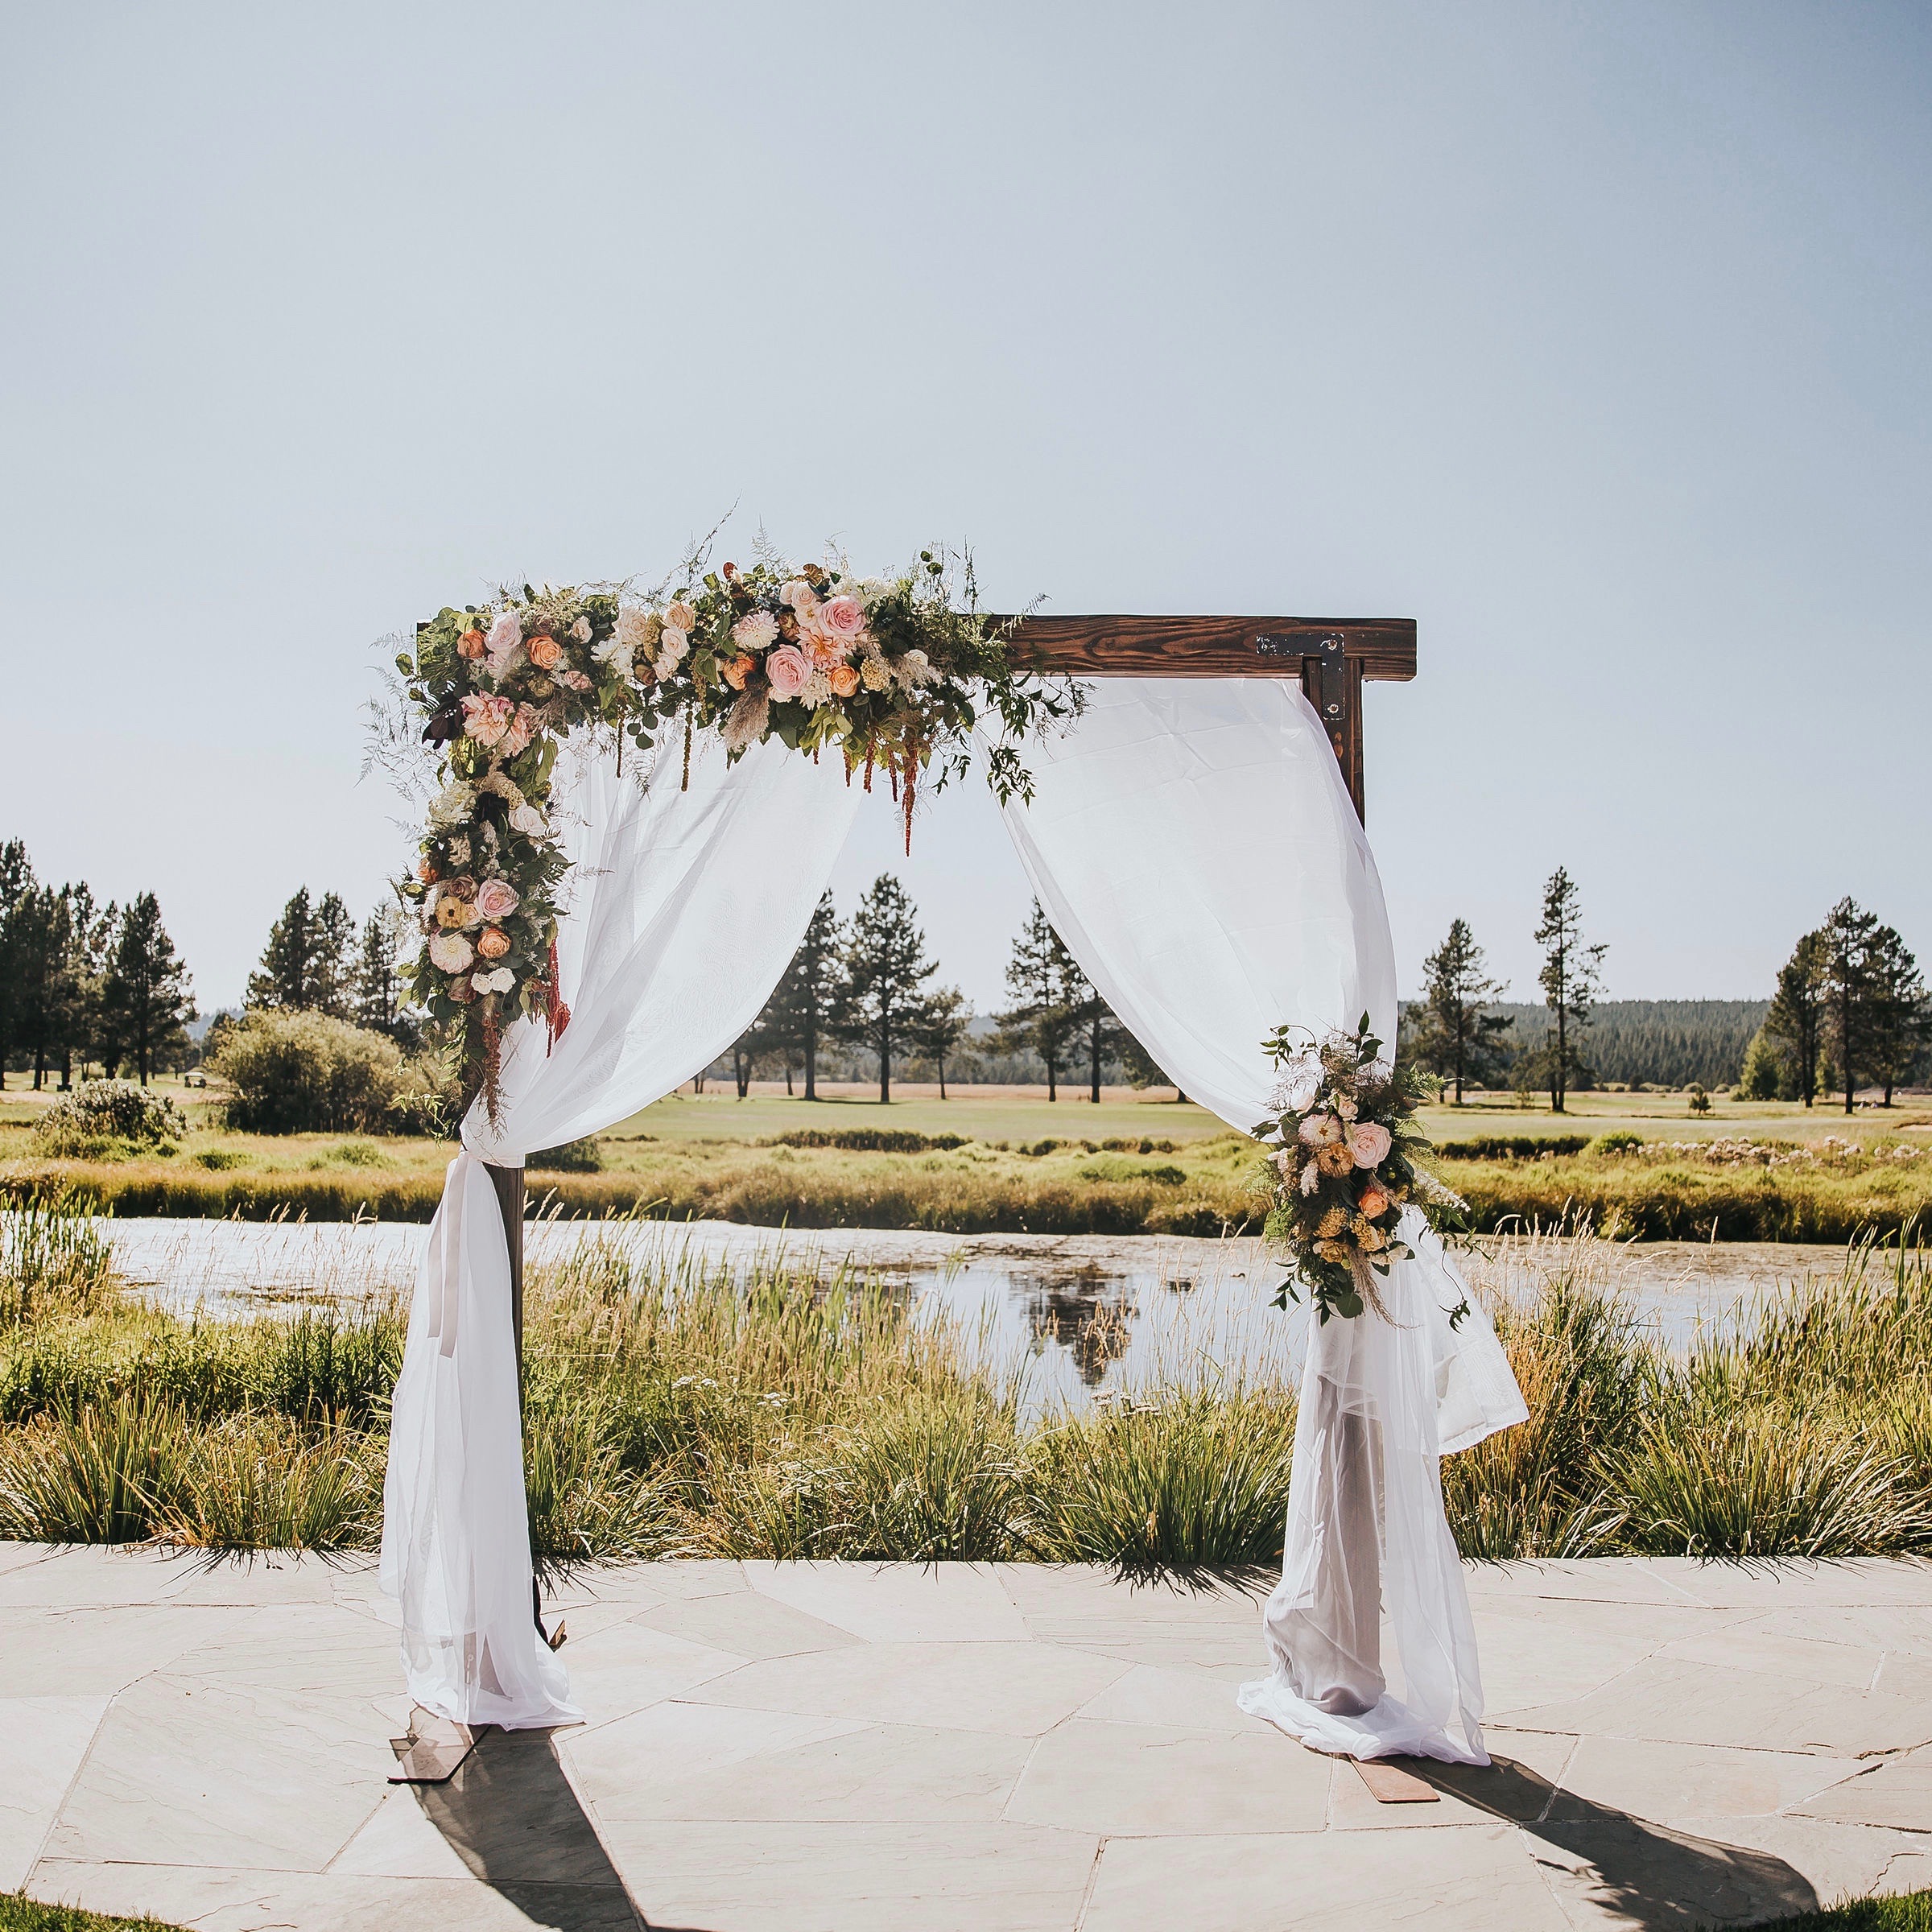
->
[912,985,972,1100]
[59,883,118,1086]
[1818,898,1904,1115]
[353,904,415,1045]
[1532,868,1607,1113]
[0,840,32,1088]
[1410,917,1514,1104]
[833,876,939,1104]
[1866,923,1929,1107]
[101,893,196,1084]
[10,883,61,1089]
[749,891,844,1101]
[998,901,1075,1100]
[1057,948,1129,1104]
[247,887,354,1014]
[1765,929,1828,1107]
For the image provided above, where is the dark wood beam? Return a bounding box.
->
[1006,615,1416,682]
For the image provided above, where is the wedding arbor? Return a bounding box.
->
[378,569,1524,1783]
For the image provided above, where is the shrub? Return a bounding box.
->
[1437,1133,1591,1160]
[209,1011,412,1134]
[530,1137,604,1173]
[33,1081,186,1160]
[768,1128,968,1153]
[1589,1131,1645,1155]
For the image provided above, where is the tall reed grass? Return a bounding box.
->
[3,1194,1930,1574]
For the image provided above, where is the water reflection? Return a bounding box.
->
[99,1216,1852,1415]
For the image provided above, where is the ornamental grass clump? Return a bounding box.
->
[0,1187,118,1327]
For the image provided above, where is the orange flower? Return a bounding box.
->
[527,635,562,671]
[722,652,755,691]
[457,628,486,659]
[1357,1183,1390,1219]
[418,857,439,884]
[477,926,511,960]
[829,663,859,698]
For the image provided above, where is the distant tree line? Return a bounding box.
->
[1401,869,1928,1108]
[0,841,196,1087]
[722,884,1155,1102]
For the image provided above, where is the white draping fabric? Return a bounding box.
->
[380,738,862,1727]
[994,678,1525,1765]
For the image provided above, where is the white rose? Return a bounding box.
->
[571,616,592,642]
[617,605,660,652]
[509,803,547,836]
[592,635,634,680]
[471,966,515,995]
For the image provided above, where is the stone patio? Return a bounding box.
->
[4,1545,1930,1930]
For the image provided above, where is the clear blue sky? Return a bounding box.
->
[4,3,1926,1015]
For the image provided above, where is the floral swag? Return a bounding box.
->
[390,547,1075,1117]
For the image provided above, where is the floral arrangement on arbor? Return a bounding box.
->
[390,547,1072,1117]
[1255,1013,1465,1323]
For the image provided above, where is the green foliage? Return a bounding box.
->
[1438,1134,1592,1159]
[209,1009,431,1135]
[33,1081,186,1160]
[529,1137,603,1173]
[0,1188,118,1327]
[0,1891,191,1930]
[1407,916,1513,1102]
[1020,1389,1298,1580]
[1589,1132,1644,1154]
[1746,1894,1932,1931]
[769,1128,968,1153]
[1736,1025,1788,1100]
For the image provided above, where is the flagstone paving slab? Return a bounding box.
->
[8,1547,1932,1930]
[0,1696,108,1890]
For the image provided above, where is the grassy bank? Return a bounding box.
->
[4,1194,1930,1573]
[6,1106,1931,1241]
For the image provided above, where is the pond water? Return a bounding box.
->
[98,1216,1860,1417]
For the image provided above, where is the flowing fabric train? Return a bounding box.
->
[992,677,1525,1764]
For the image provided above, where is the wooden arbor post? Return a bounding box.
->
[1013,615,1418,823]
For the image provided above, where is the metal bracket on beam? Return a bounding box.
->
[1315,634,1348,737]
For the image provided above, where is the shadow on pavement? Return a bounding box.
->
[1422,1752,1820,1928]
[413,1725,690,1931]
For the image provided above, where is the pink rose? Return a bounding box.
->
[1350,1121,1393,1169]
[460,693,515,747]
[766,644,811,699]
[821,595,864,640]
[484,611,522,679]
[476,877,520,920]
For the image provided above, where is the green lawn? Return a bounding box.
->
[1,1897,186,1931]
[1748,1895,1932,1930]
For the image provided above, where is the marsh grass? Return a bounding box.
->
[4,1195,1931,1575]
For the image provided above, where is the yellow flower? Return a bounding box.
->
[1316,1207,1348,1240]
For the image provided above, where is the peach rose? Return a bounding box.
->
[780,578,815,610]
[821,594,864,641]
[418,857,439,884]
[766,644,811,700]
[1349,1121,1393,1169]
[527,634,562,671]
[475,877,519,920]
[722,652,754,691]
[808,630,848,671]
[476,925,511,960]
[663,600,698,632]
[1357,1184,1390,1219]
[828,663,859,697]
[457,628,486,660]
